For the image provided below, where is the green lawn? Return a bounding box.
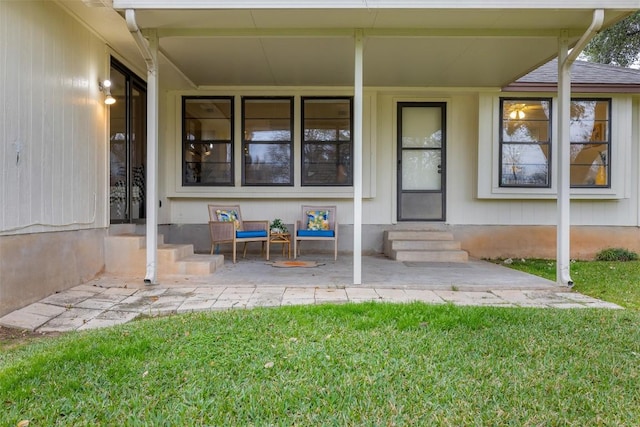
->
[2,302,639,426]
[499,259,640,310]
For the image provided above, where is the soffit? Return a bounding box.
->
[59,3,637,89]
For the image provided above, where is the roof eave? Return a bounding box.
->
[503,82,640,93]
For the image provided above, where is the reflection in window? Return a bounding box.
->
[302,98,353,186]
[570,99,610,187]
[499,99,552,187]
[182,97,233,185]
[242,98,293,185]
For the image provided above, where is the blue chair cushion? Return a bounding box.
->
[297,230,335,238]
[236,230,267,238]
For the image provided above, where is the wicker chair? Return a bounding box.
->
[293,205,338,260]
[208,205,270,263]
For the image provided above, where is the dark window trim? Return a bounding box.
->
[301,96,354,187]
[570,97,612,189]
[109,57,147,224]
[241,96,294,187]
[499,97,553,188]
[181,96,235,187]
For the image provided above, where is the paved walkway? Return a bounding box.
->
[0,272,622,333]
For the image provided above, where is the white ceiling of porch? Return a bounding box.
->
[59,3,636,89]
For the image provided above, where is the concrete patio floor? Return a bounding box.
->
[0,255,622,333]
[199,254,560,289]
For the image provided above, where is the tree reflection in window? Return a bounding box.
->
[302,98,353,186]
[242,98,293,186]
[570,99,610,187]
[500,99,552,187]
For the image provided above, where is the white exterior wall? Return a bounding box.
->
[160,87,640,229]
[0,1,111,317]
[0,0,109,237]
[162,88,377,227]
[474,93,639,227]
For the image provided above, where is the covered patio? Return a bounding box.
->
[62,1,639,286]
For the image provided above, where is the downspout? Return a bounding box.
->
[556,9,604,286]
[125,9,159,285]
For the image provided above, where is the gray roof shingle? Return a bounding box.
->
[504,59,640,93]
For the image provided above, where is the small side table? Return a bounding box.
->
[269,232,291,259]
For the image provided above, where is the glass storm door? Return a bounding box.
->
[397,102,446,221]
[109,59,147,224]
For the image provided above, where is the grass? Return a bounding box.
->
[498,259,640,310]
[2,302,640,425]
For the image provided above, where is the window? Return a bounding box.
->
[182,97,233,186]
[242,97,293,186]
[499,98,552,187]
[302,97,353,186]
[570,99,610,188]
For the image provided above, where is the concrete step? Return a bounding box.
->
[104,234,218,277]
[384,230,454,241]
[158,244,194,263]
[383,228,469,262]
[104,233,165,249]
[108,224,136,235]
[387,239,461,251]
[174,254,224,275]
[391,249,469,263]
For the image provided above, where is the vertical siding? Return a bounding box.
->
[160,88,640,227]
[0,1,108,235]
[469,93,639,226]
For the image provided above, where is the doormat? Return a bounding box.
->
[268,260,325,268]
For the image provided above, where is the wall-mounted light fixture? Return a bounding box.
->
[98,79,116,105]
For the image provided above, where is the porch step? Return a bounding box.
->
[175,254,225,275]
[104,233,223,277]
[383,229,469,263]
[385,230,454,241]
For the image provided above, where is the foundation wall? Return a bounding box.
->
[454,225,640,260]
[0,229,106,317]
[164,223,640,260]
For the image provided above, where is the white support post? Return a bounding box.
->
[556,33,572,286]
[125,9,159,285]
[144,31,159,284]
[556,10,603,286]
[353,29,363,285]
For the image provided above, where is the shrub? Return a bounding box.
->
[595,248,639,262]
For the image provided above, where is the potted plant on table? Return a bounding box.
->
[270,218,288,235]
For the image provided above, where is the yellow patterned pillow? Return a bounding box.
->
[216,209,241,230]
[306,210,329,230]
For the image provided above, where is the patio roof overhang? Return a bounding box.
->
[64,1,638,89]
[59,1,638,286]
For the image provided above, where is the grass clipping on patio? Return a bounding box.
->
[1,303,639,425]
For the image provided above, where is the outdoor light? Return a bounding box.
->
[99,79,116,105]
